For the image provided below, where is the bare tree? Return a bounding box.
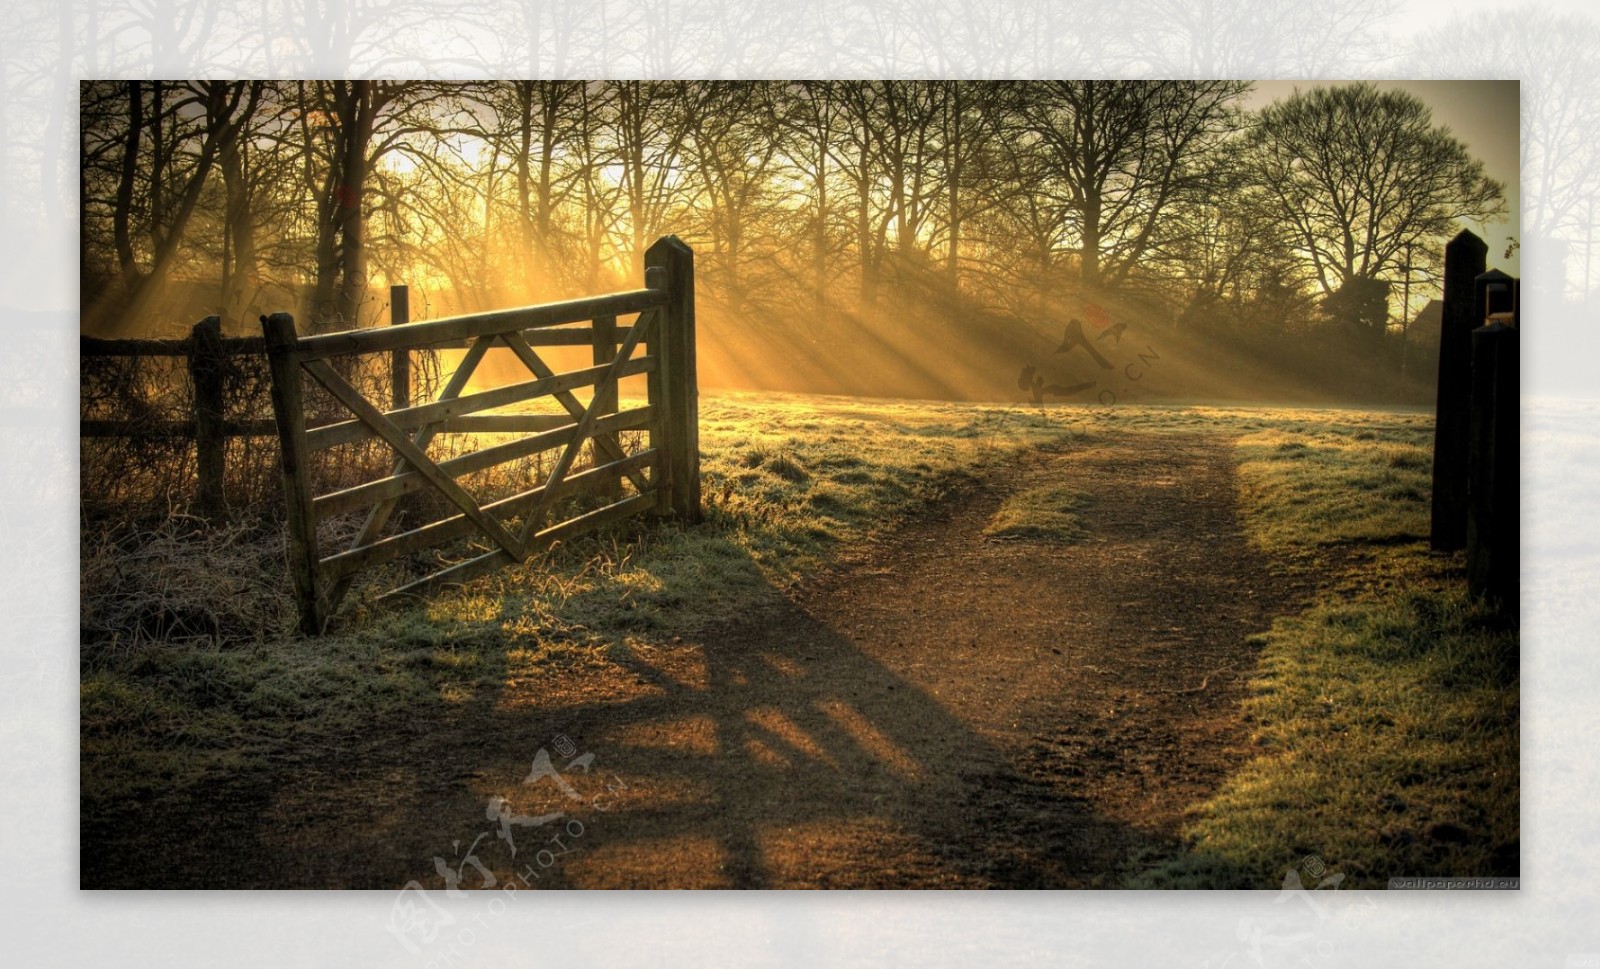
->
[1247,83,1507,299]
[1012,80,1249,288]
[81,80,263,334]
[603,81,696,274]
[679,82,789,302]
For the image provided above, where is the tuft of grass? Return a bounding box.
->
[983,485,1088,542]
[80,514,297,663]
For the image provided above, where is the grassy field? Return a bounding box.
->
[80,392,1517,889]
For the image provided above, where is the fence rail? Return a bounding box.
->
[262,235,701,634]
[81,316,271,511]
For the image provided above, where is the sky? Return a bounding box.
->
[1246,80,1522,282]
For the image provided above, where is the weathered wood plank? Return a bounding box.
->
[1431,230,1488,551]
[646,236,701,523]
[432,414,573,434]
[189,316,226,512]
[81,335,267,356]
[80,418,280,438]
[390,285,411,410]
[294,289,667,360]
[305,355,654,451]
[313,406,654,520]
[1467,305,1519,615]
[260,312,325,635]
[431,326,632,349]
[591,313,621,501]
[322,450,659,580]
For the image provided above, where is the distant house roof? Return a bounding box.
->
[1408,299,1444,341]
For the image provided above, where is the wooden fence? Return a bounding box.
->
[262,235,700,634]
[1430,229,1518,616]
[82,299,423,513]
[81,318,274,512]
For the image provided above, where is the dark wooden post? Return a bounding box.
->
[1467,290,1519,616]
[644,236,701,523]
[1431,230,1487,551]
[390,284,411,410]
[260,312,325,635]
[643,268,669,512]
[189,315,226,513]
[591,313,620,500]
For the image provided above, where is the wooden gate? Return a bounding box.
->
[262,236,700,634]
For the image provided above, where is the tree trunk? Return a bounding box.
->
[814,132,829,312]
[1082,195,1103,286]
[515,82,537,295]
[945,84,963,287]
[221,136,257,324]
[334,80,373,329]
[112,80,142,277]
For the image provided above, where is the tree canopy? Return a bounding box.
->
[79,79,1508,368]
[1247,83,1506,297]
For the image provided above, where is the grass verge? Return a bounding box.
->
[1127,412,1519,888]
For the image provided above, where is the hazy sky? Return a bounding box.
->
[1246,80,1522,281]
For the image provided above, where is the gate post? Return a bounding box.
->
[390,284,411,410]
[189,315,226,513]
[1467,290,1519,616]
[260,312,325,635]
[644,237,701,523]
[591,313,621,501]
[1431,229,1487,551]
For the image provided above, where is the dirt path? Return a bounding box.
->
[84,433,1316,890]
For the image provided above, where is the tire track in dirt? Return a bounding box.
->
[530,430,1319,888]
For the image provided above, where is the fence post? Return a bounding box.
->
[390,284,411,410]
[1430,229,1487,551]
[1467,286,1519,616]
[260,312,325,635]
[591,313,621,500]
[644,236,701,523]
[189,315,226,513]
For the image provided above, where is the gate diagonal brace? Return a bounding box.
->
[499,325,653,496]
[302,357,525,561]
[516,311,655,547]
[328,335,495,606]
